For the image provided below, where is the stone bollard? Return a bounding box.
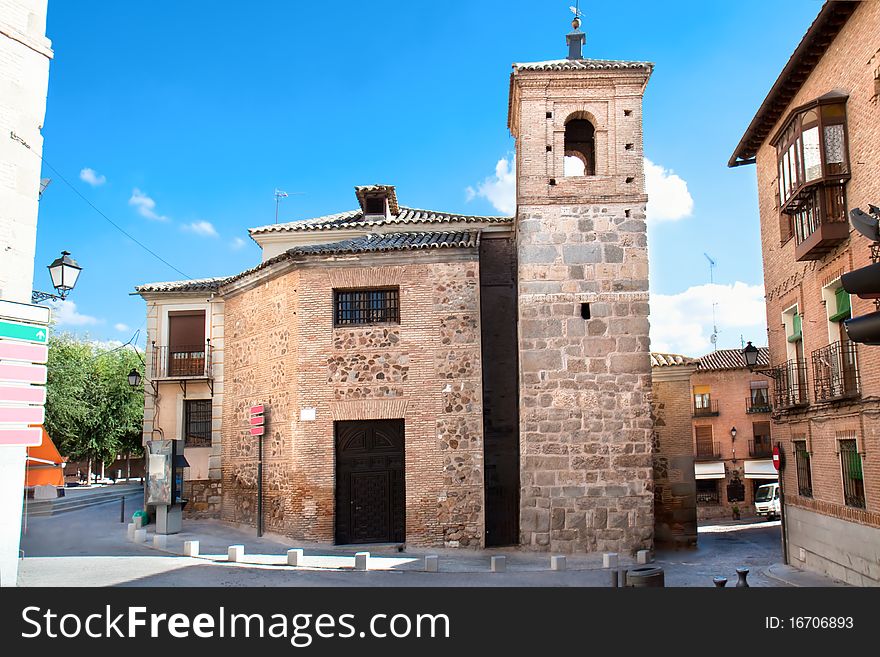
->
[551,555,566,571]
[424,555,439,573]
[491,556,506,573]
[134,515,145,529]
[636,549,651,565]
[287,549,304,567]
[610,569,619,587]
[183,540,199,557]
[603,552,619,569]
[713,576,728,587]
[228,545,245,562]
[127,523,136,541]
[354,552,370,571]
[153,534,167,549]
[736,568,750,588]
[133,528,147,543]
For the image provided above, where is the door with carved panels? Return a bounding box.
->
[334,420,405,544]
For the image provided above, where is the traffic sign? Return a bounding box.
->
[772,446,781,471]
[250,404,264,416]
[0,384,46,405]
[250,415,264,426]
[0,299,50,325]
[249,426,265,436]
[0,427,42,447]
[0,319,49,345]
[0,406,44,424]
[0,362,47,384]
[0,339,48,363]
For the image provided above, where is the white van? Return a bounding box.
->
[754,482,780,520]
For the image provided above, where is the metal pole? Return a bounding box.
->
[120,495,125,523]
[257,432,263,537]
[777,441,789,565]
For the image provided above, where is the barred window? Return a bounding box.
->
[839,439,865,509]
[696,480,720,505]
[334,288,400,326]
[793,439,812,498]
[184,399,212,447]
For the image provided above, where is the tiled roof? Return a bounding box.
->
[697,347,770,371]
[249,207,511,236]
[650,353,698,368]
[134,276,230,293]
[354,184,400,215]
[287,231,479,256]
[513,58,653,72]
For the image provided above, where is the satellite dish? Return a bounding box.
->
[850,208,880,242]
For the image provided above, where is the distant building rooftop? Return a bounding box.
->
[697,347,770,372]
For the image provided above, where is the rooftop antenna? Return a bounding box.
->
[704,253,720,350]
[274,189,304,224]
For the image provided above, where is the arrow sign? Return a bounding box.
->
[0,406,44,424]
[0,427,42,446]
[249,415,264,426]
[0,362,47,384]
[0,319,48,345]
[250,404,264,416]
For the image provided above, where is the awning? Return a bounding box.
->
[744,459,778,479]
[26,427,64,487]
[695,462,726,479]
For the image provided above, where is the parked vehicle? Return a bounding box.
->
[754,482,780,520]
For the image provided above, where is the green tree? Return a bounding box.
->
[44,334,144,481]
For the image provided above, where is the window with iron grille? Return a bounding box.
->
[793,439,812,498]
[184,399,212,447]
[696,480,720,505]
[333,288,400,326]
[839,439,865,509]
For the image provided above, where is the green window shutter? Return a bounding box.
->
[829,288,852,323]
[787,312,803,343]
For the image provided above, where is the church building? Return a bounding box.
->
[136,17,659,553]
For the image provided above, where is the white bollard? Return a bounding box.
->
[424,555,439,572]
[153,534,167,549]
[636,549,651,565]
[134,528,147,543]
[491,555,506,573]
[134,515,145,529]
[183,540,199,557]
[127,523,136,541]
[287,549,304,566]
[603,552,619,569]
[551,555,567,571]
[228,545,245,562]
[354,552,370,571]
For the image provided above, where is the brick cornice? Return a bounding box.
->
[329,399,409,421]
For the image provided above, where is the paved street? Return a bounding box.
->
[16,490,846,587]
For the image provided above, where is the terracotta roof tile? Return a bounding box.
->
[697,347,770,371]
[513,58,653,72]
[650,353,699,368]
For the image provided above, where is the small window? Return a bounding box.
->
[184,400,212,447]
[334,288,400,326]
[839,439,865,509]
[793,439,812,498]
[364,197,386,216]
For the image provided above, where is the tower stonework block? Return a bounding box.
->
[509,55,654,553]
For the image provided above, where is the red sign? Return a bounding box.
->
[772,446,781,471]
[250,405,264,416]
[250,415,264,426]
[249,426,264,437]
[249,404,265,437]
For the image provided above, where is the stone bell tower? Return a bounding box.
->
[508,16,654,553]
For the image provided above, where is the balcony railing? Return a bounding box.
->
[749,440,773,459]
[812,341,860,403]
[695,441,721,460]
[152,342,213,379]
[773,358,809,410]
[791,182,849,262]
[693,399,719,417]
[745,396,772,414]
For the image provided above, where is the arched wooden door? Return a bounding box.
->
[334,420,405,544]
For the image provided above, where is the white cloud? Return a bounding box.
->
[114,323,129,332]
[49,300,100,327]
[230,236,247,250]
[90,339,124,350]
[644,158,694,223]
[650,282,767,357]
[465,157,516,215]
[79,167,106,186]
[129,188,169,222]
[182,220,218,237]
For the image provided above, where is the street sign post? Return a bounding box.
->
[0,319,49,345]
[250,404,266,537]
[772,446,781,471]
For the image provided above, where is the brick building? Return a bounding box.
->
[690,348,775,521]
[729,0,880,585]
[136,21,665,553]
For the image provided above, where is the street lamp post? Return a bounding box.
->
[32,251,82,303]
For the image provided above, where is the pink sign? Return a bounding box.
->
[0,406,44,424]
[250,404,264,415]
[0,427,42,446]
[249,416,264,426]
[0,362,47,384]
[0,384,46,405]
[0,340,48,363]
[249,426,264,436]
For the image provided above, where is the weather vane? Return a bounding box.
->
[569,3,583,31]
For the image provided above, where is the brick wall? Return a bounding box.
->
[221,251,485,547]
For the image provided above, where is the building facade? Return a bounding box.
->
[136,27,665,553]
[729,0,880,585]
[0,0,52,587]
[690,348,776,520]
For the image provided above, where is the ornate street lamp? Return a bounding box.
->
[32,250,82,303]
[742,341,759,370]
[127,368,142,389]
[730,426,737,440]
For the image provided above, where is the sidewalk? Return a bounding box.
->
[764,563,849,587]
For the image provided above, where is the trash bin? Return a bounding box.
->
[132,509,149,527]
[625,566,665,587]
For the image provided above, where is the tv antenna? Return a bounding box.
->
[704,253,720,350]
[274,189,304,224]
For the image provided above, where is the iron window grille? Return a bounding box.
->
[839,439,865,509]
[696,480,720,505]
[333,288,400,327]
[812,341,860,402]
[184,399,212,448]
[794,441,812,498]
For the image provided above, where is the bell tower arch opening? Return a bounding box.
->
[563,113,596,177]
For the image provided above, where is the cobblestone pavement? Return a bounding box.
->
[17,495,846,587]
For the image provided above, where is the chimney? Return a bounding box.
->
[566,17,585,60]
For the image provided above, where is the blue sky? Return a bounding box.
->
[33,0,826,356]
